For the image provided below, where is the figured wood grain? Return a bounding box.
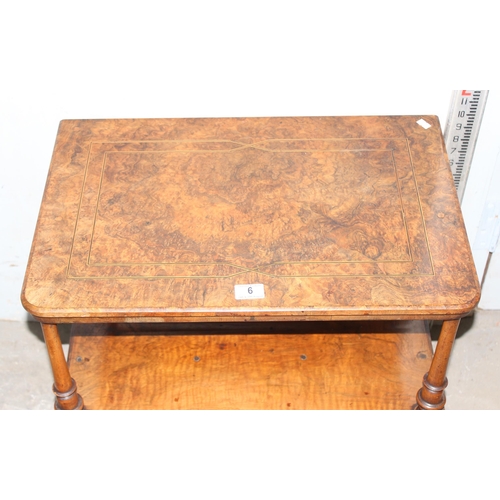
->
[73,139,422,276]
[22,116,480,321]
[68,320,433,410]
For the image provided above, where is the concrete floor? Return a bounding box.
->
[1,310,499,410]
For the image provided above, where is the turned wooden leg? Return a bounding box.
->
[41,323,84,410]
[416,319,460,410]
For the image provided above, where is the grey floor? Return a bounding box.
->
[1,310,499,410]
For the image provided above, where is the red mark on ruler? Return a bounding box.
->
[462,90,472,96]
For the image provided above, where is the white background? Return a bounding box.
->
[461,91,500,308]
[1,2,500,497]
[1,1,499,321]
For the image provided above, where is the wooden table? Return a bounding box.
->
[21,116,480,410]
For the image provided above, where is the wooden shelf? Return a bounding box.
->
[68,320,432,410]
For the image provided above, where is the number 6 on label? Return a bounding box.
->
[234,284,265,300]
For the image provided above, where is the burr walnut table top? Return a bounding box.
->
[22,116,480,323]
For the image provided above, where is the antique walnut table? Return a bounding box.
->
[22,116,480,410]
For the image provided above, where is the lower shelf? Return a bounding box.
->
[67,320,432,410]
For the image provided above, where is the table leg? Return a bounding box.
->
[415,319,460,410]
[41,323,84,410]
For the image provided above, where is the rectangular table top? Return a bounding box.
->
[22,116,480,322]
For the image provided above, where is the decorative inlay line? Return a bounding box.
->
[67,137,433,280]
[406,138,435,276]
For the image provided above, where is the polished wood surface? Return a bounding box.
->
[22,116,480,322]
[68,320,432,410]
[416,319,460,410]
[22,116,480,410]
[41,323,83,410]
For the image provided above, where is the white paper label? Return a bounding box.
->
[416,118,432,129]
[234,284,265,300]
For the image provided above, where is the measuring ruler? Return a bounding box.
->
[444,90,489,202]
